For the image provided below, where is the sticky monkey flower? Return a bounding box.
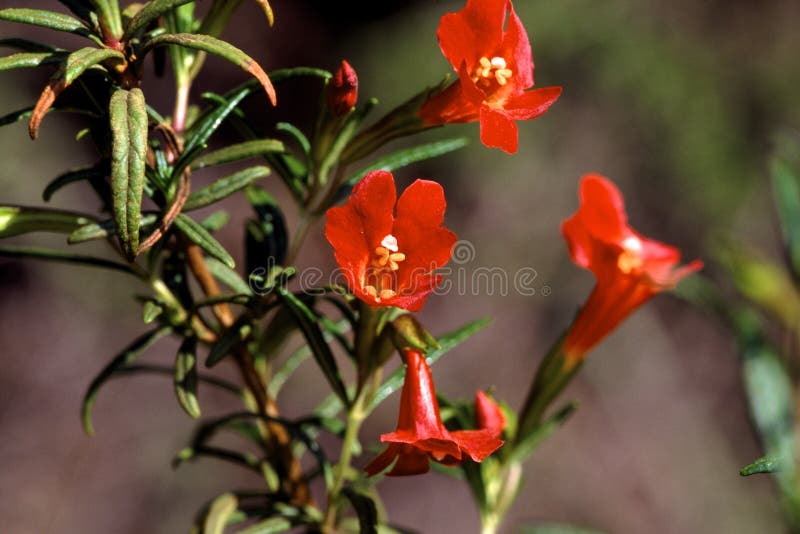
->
[365,350,504,477]
[419,0,562,154]
[325,170,457,312]
[561,174,703,365]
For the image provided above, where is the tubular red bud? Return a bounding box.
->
[327,60,358,116]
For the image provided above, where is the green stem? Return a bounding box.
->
[322,391,368,533]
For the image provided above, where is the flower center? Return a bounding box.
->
[617,236,644,274]
[472,56,513,88]
[364,234,407,301]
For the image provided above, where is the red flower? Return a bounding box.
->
[475,390,506,438]
[325,170,456,312]
[419,0,562,154]
[365,350,504,477]
[561,174,702,364]
[327,60,358,116]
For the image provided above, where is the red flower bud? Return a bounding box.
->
[327,60,358,116]
[475,390,506,438]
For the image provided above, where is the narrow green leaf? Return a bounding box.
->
[68,213,157,244]
[174,214,235,269]
[43,163,107,201]
[0,51,66,71]
[510,402,578,463]
[236,517,292,534]
[183,166,271,211]
[205,256,253,295]
[90,0,123,40]
[347,138,469,186]
[341,488,378,534]
[205,317,252,367]
[269,319,351,397]
[0,206,95,238]
[741,454,783,476]
[771,155,800,278]
[82,326,172,435]
[122,0,194,40]
[0,37,60,52]
[110,87,148,260]
[175,336,201,418]
[204,493,238,534]
[0,8,93,39]
[0,244,135,274]
[277,288,350,407]
[191,139,284,170]
[276,122,310,158]
[141,33,276,105]
[368,318,491,411]
[178,88,251,171]
[0,105,97,128]
[245,185,287,268]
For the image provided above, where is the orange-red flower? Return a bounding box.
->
[419,0,562,154]
[561,174,702,364]
[327,60,358,116]
[365,350,504,477]
[325,170,456,312]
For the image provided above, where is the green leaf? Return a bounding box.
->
[141,33,276,105]
[109,87,148,260]
[741,454,783,476]
[346,137,470,186]
[0,37,60,52]
[510,402,578,463]
[0,51,67,71]
[90,0,123,40]
[205,317,252,367]
[269,319,351,397]
[0,244,135,275]
[142,300,162,324]
[183,166,271,211]
[235,517,292,534]
[205,256,253,295]
[82,326,172,435]
[771,155,800,278]
[341,488,378,534]
[191,139,284,170]
[368,318,491,411]
[0,105,97,128]
[174,214,235,269]
[204,493,239,534]
[277,288,350,407]
[175,336,201,418]
[0,8,94,39]
[276,122,310,158]
[246,186,288,270]
[178,87,251,171]
[43,163,107,201]
[68,213,157,244]
[122,0,194,40]
[201,210,230,232]
[0,206,95,238]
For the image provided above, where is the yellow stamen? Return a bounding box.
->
[472,56,513,87]
[617,236,644,273]
[379,289,396,300]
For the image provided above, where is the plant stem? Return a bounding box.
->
[322,390,368,533]
[285,209,315,266]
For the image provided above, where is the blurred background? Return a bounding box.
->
[1,0,799,532]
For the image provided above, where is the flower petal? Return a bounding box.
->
[451,429,504,462]
[479,106,519,154]
[502,86,562,120]
[438,0,508,73]
[364,444,400,477]
[500,1,534,89]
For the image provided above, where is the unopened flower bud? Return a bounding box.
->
[327,60,358,116]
